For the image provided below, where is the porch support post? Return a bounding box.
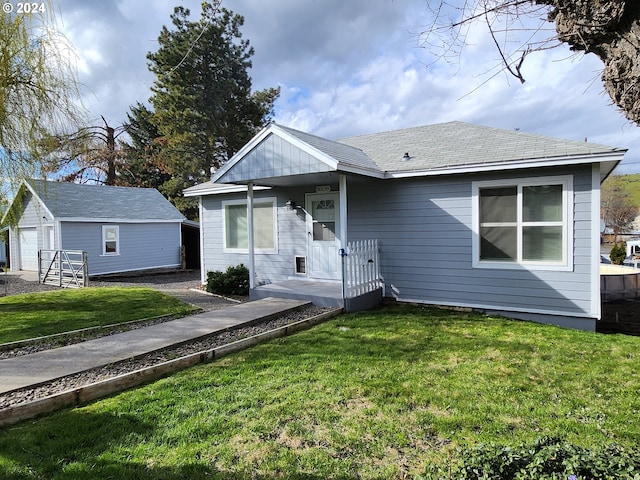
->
[247,182,255,290]
[339,174,348,303]
[339,174,348,248]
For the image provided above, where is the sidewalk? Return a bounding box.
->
[0,297,309,395]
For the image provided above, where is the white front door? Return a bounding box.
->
[307,192,341,280]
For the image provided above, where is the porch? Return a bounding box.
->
[251,280,343,308]
[251,239,384,312]
[250,279,384,312]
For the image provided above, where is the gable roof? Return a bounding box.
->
[13,179,184,222]
[205,121,625,189]
[276,125,381,173]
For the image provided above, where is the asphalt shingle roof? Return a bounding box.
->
[277,124,380,173]
[27,179,184,221]
[338,121,624,173]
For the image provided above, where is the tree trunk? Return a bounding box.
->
[539,1,640,125]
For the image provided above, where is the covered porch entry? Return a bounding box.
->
[210,123,384,312]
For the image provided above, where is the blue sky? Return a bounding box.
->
[56,0,640,173]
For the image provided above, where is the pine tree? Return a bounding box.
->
[145,2,279,218]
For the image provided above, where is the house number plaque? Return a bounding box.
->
[315,185,331,193]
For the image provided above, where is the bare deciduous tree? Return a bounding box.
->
[601,175,639,241]
[42,117,128,185]
[420,1,640,125]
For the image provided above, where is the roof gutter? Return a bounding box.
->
[384,151,627,179]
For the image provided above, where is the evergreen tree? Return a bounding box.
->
[117,102,172,190]
[146,2,279,218]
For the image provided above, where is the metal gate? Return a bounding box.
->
[38,250,88,288]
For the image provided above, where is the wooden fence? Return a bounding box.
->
[344,239,382,298]
[38,250,88,288]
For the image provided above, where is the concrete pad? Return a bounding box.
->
[0,297,309,394]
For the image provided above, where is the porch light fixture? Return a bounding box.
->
[403,152,411,160]
[285,199,297,210]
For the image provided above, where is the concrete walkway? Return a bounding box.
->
[0,297,309,395]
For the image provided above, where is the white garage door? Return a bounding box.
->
[19,228,38,271]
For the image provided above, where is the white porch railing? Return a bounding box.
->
[343,239,382,298]
[38,250,88,288]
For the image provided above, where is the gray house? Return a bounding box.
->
[4,179,185,276]
[184,122,626,330]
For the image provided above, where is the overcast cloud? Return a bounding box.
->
[55,0,640,173]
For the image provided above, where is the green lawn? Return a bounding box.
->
[0,287,198,344]
[0,305,639,479]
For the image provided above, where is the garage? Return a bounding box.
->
[19,228,38,271]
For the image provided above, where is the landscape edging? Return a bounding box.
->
[0,309,342,428]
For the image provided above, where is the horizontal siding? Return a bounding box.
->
[61,222,181,275]
[200,188,309,283]
[347,166,596,318]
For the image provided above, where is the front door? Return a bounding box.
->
[306,192,341,280]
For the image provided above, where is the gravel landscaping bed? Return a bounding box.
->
[0,314,194,359]
[0,305,332,409]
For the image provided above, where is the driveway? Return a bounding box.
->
[0,270,239,311]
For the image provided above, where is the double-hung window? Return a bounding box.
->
[223,198,277,253]
[473,176,573,270]
[102,225,119,255]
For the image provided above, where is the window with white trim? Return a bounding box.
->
[473,176,573,270]
[102,225,119,255]
[223,198,277,253]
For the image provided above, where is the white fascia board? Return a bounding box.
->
[337,163,386,179]
[211,125,275,183]
[57,218,184,224]
[385,152,627,179]
[183,184,271,197]
[272,124,339,170]
[212,124,342,184]
[2,180,56,224]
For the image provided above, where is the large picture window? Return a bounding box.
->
[223,198,277,253]
[473,176,573,270]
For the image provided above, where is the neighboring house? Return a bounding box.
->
[3,179,185,276]
[184,121,626,331]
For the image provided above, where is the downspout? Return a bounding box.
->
[247,182,255,290]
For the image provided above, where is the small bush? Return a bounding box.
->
[610,242,627,265]
[205,264,250,296]
[421,437,640,480]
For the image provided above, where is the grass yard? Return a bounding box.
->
[0,305,639,479]
[0,287,198,344]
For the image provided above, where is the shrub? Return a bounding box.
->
[205,264,250,296]
[610,242,627,265]
[420,437,640,480]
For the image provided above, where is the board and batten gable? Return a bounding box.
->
[199,188,310,284]
[346,164,598,327]
[59,222,181,276]
[218,133,334,184]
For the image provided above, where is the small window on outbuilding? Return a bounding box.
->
[102,225,119,255]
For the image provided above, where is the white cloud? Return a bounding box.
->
[54,0,639,172]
